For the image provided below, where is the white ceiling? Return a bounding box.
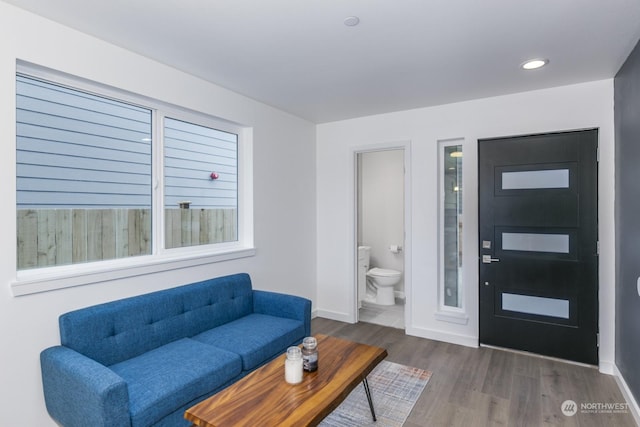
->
[5,0,640,123]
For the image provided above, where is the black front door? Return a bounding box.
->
[478,130,598,365]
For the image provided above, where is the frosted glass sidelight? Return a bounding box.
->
[502,169,569,190]
[502,232,569,253]
[502,293,569,319]
[439,143,463,308]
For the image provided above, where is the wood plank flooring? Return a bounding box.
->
[312,318,637,427]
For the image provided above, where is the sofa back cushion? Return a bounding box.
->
[59,273,253,366]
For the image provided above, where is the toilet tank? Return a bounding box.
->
[358,246,371,307]
[358,246,371,267]
[357,246,371,298]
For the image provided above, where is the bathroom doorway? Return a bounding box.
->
[356,148,406,329]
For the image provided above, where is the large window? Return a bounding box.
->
[439,141,463,310]
[16,71,246,278]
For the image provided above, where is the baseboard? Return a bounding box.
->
[404,325,478,348]
[314,309,355,324]
[614,364,640,426]
[599,359,615,375]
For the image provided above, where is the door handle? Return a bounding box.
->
[482,255,500,264]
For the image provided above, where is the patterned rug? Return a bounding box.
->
[319,361,432,427]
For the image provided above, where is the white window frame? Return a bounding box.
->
[11,63,254,296]
[155,110,247,254]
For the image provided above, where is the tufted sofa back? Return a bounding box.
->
[59,273,254,366]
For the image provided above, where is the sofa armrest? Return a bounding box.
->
[253,290,311,336]
[41,346,131,427]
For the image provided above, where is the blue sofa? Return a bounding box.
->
[40,273,311,427]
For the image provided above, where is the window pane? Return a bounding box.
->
[442,144,463,308]
[16,75,152,269]
[502,169,569,190]
[164,118,238,248]
[502,293,569,319]
[502,232,570,253]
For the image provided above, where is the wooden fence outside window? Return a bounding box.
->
[17,208,237,269]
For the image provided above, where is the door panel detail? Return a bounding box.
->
[501,232,570,253]
[501,293,569,319]
[495,227,577,260]
[501,169,569,190]
[495,162,577,197]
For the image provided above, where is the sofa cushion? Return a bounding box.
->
[60,273,253,366]
[192,313,305,371]
[110,338,241,427]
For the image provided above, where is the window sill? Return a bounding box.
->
[435,310,469,325]
[11,247,256,297]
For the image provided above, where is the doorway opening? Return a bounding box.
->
[355,148,406,329]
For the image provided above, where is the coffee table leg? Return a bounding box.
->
[363,378,377,422]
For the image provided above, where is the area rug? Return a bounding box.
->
[319,361,432,427]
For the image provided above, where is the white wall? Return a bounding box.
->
[316,79,616,373]
[359,150,405,295]
[0,2,316,425]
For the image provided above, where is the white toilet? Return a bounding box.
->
[366,268,402,305]
[358,246,402,306]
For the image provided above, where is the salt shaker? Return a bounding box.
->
[284,346,303,384]
[302,336,318,372]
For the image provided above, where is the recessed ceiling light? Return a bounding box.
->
[450,151,463,158]
[344,16,360,27]
[521,59,549,70]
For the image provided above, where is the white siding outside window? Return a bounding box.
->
[17,76,152,209]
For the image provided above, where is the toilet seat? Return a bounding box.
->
[367,267,401,277]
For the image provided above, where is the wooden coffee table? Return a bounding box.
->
[185,334,387,427]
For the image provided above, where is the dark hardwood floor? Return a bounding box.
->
[312,318,637,427]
